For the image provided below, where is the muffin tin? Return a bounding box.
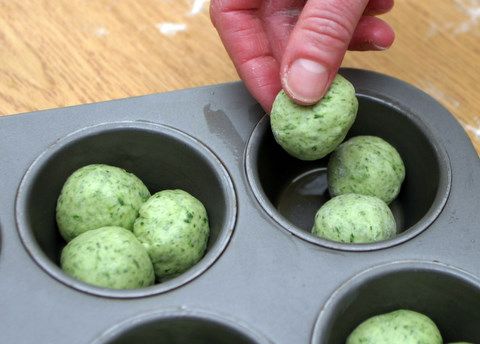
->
[1,68,479,343]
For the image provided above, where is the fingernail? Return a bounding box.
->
[373,43,389,51]
[283,59,329,105]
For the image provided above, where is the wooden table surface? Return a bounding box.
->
[1,0,479,152]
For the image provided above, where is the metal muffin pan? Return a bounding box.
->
[0,68,479,343]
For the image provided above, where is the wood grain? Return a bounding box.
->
[0,0,479,152]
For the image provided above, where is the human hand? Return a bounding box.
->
[210,0,395,112]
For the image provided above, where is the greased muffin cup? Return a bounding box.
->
[312,261,480,344]
[245,90,451,251]
[1,68,479,343]
[92,309,270,344]
[15,121,237,298]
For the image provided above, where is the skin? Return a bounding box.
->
[133,190,210,281]
[210,0,395,111]
[61,226,155,289]
[56,164,151,241]
[347,309,443,344]
[328,136,405,204]
[270,74,357,160]
[312,194,396,244]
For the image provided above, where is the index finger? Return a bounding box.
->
[210,0,281,112]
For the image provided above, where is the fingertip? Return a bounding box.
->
[349,16,395,51]
[261,85,281,114]
[240,57,282,113]
[279,0,369,105]
[364,0,394,16]
[281,59,332,106]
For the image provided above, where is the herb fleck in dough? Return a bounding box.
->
[270,74,358,160]
[346,309,442,344]
[61,226,155,289]
[133,189,210,281]
[328,135,405,204]
[56,164,151,241]
[312,194,396,244]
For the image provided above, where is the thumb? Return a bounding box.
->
[281,0,369,105]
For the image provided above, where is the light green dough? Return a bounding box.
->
[312,194,396,243]
[56,164,151,241]
[60,226,155,289]
[133,189,210,281]
[347,309,443,344]
[270,74,358,160]
[328,135,405,204]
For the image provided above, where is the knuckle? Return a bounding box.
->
[299,9,356,50]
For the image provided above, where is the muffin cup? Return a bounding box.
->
[92,308,270,344]
[15,121,237,298]
[312,261,480,343]
[245,90,451,251]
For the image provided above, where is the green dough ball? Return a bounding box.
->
[56,164,151,241]
[347,309,442,344]
[328,135,405,204]
[312,194,396,243]
[270,74,358,160]
[133,189,210,281]
[61,226,155,289]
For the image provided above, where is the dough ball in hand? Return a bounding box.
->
[270,74,358,161]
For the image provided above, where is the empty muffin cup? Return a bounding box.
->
[15,121,237,297]
[245,90,451,251]
[92,309,269,344]
[312,261,480,343]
